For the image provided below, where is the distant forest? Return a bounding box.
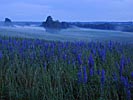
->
[41,16,133,32]
[70,22,133,32]
[3,17,133,32]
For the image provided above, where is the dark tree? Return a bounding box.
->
[45,16,54,28]
[4,18,13,26]
[5,18,12,23]
[46,16,53,23]
[41,16,70,32]
[61,22,70,28]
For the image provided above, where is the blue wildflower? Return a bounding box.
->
[101,49,106,61]
[101,69,105,85]
[0,51,3,59]
[120,56,125,67]
[77,66,88,84]
[127,90,131,100]
[77,54,82,65]
[120,56,125,77]
[98,49,106,62]
[91,49,96,56]
[77,70,82,83]
[127,58,131,64]
[63,54,67,60]
[97,70,101,75]
[83,66,88,83]
[120,76,129,89]
[88,54,94,68]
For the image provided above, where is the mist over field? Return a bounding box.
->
[0,23,133,43]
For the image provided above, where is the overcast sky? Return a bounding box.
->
[0,0,133,22]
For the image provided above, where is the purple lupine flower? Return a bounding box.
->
[127,90,131,100]
[120,76,129,89]
[83,66,88,83]
[0,51,3,59]
[63,54,67,60]
[68,60,71,64]
[77,66,88,84]
[119,56,125,77]
[98,49,106,62]
[88,54,94,68]
[126,57,131,65]
[120,56,125,67]
[91,49,96,56]
[77,54,82,65]
[101,49,106,61]
[97,70,101,75]
[77,70,82,83]
[101,69,105,85]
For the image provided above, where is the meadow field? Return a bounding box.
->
[0,27,133,100]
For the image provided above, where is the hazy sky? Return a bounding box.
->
[0,0,133,22]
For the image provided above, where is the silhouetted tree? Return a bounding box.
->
[4,18,13,26]
[41,16,70,32]
[5,18,12,23]
[45,16,54,28]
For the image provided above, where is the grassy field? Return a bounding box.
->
[0,35,133,100]
[0,27,133,100]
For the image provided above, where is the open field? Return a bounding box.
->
[0,35,133,100]
[0,26,133,42]
[0,26,133,100]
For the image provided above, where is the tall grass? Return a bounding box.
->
[0,36,133,100]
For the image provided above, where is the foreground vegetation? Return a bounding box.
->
[0,36,133,100]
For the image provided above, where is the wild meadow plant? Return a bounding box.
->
[131,72,133,78]
[0,51,2,59]
[0,36,133,100]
